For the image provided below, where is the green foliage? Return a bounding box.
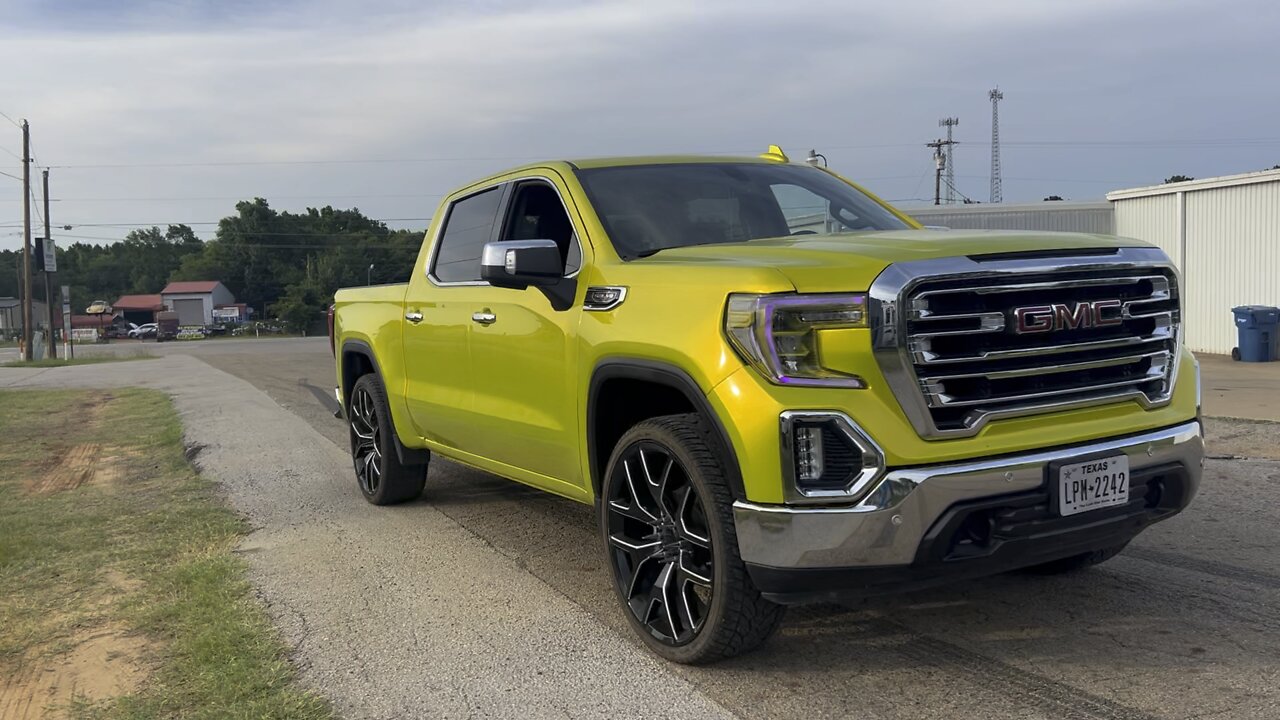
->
[1,202,426,327]
[1164,174,1195,184]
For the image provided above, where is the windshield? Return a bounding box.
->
[575,162,911,259]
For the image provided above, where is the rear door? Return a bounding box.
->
[401,184,506,449]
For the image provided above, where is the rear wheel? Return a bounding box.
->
[600,414,784,663]
[348,374,427,505]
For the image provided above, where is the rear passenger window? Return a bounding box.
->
[433,187,503,283]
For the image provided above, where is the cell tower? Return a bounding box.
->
[988,88,1003,203]
[939,117,959,204]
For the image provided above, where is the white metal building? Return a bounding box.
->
[160,281,236,327]
[1108,169,1280,355]
[905,201,1114,235]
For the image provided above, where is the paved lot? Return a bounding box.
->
[4,337,1280,719]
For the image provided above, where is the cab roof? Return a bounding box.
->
[566,154,779,170]
[480,154,781,179]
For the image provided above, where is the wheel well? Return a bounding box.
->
[341,348,375,409]
[589,377,698,494]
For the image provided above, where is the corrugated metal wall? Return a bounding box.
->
[1111,173,1280,354]
[1113,194,1180,266]
[907,202,1114,234]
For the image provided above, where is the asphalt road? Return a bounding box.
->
[7,337,1280,719]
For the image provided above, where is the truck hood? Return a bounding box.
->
[634,229,1149,292]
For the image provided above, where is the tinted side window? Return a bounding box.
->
[433,187,503,283]
[502,181,581,275]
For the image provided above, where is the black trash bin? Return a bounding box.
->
[1231,306,1280,362]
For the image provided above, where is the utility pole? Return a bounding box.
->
[939,117,959,204]
[926,139,947,205]
[20,120,32,361]
[43,168,56,358]
[989,88,1004,203]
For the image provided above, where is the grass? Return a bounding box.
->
[0,389,331,719]
[2,353,156,368]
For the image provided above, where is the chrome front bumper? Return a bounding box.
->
[733,421,1203,570]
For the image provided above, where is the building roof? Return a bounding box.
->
[162,280,223,294]
[1107,168,1280,201]
[70,313,117,328]
[113,293,166,310]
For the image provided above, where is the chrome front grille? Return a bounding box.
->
[870,248,1181,439]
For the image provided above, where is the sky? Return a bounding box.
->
[1,0,1278,251]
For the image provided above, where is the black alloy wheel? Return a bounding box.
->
[349,383,383,497]
[601,414,784,663]
[605,440,715,645]
[346,373,427,505]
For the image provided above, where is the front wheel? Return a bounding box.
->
[600,414,784,663]
[348,374,428,505]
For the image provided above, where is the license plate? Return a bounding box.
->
[1057,454,1129,517]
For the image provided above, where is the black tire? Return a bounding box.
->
[1021,541,1129,575]
[348,373,428,505]
[600,413,784,664]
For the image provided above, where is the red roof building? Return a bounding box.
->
[114,294,166,311]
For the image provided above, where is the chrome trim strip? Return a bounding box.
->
[733,420,1203,569]
[868,247,1183,439]
[912,326,1172,364]
[911,273,1169,298]
[778,411,885,504]
[918,350,1169,384]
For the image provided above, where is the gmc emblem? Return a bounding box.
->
[1013,300,1124,334]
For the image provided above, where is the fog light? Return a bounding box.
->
[795,425,824,481]
[781,411,886,504]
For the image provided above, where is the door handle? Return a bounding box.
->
[404,311,423,324]
[471,311,497,326]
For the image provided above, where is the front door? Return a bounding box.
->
[465,175,586,490]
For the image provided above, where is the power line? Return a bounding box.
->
[0,169,21,182]
[0,109,20,129]
[40,137,1280,171]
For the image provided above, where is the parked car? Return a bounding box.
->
[329,148,1203,664]
[129,323,158,339]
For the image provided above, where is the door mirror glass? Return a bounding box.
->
[480,240,563,289]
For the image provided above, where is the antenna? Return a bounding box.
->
[988,88,1003,203]
[939,117,959,204]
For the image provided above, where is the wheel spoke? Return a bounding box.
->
[620,459,660,523]
[675,486,711,548]
[625,552,659,601]
[650,562,678,639]
[678,556,712,587]
[676,580,699,634]
[640,449,675,517]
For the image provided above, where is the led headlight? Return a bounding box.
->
[725,293,869,388]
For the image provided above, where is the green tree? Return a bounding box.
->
[1164,174,1194,184]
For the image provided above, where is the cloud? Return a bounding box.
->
[0,0,1277,250]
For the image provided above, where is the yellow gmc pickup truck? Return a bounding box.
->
[330,147,1203,663]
